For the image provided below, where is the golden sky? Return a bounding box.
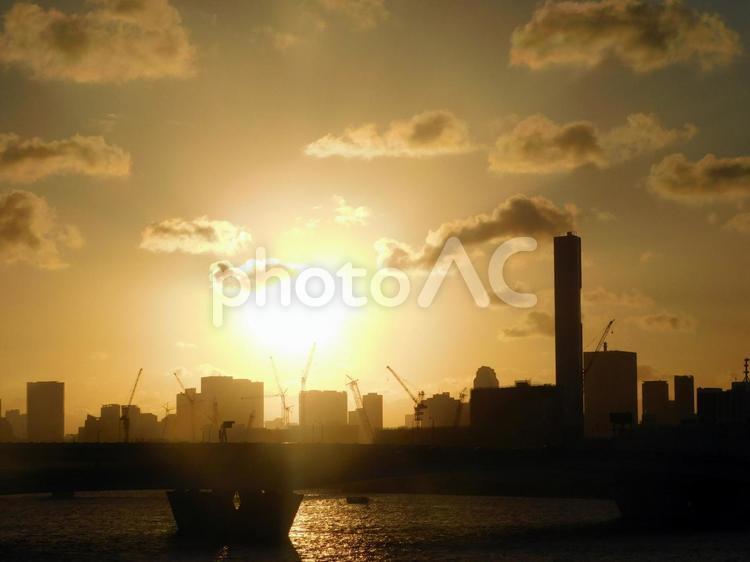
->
[0,0,749,431]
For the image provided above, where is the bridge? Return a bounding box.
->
[2,438,749,504]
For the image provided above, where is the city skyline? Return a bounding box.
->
[1,0,750,433]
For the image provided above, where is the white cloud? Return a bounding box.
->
[333,195,370,227]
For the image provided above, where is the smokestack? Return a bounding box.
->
[554,232,583,442]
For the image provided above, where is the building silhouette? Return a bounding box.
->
[642,380,670,425]
[473,366,499,389]
[554,232,583,442]
[583,350,637,438]
[27,381,64,442]
[422,392,461,427]
[5,409,27,440]
[362,393,383,430]
[673,375,695,422]
[471,381,561,447]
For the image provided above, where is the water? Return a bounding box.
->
[0,491,748,561]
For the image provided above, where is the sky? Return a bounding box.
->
[0,0,749,432]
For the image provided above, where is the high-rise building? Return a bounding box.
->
[299,390,347,427]
[642,380,669,425]
[583,350,637,438]
[422,392,460,427]
[554,232,583,441]
[673,375,695,422]
[100,404,122,442]
[26,381,64,442]
[201,375,264,433]
[473,366,499,389]
[362,393,383,430]
[5,409,27,440]
[697,387,729,424]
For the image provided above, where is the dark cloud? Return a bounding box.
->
[629,312,696,333]
[0,190,82,269]
[0,0,195,83]
[500,310,555,339]
[489,113,695,174]
[140,217,252,255]
[0,133,130,183]
[305,110,475,159]
[648,153,750,203]
[375,194,576,270]
[511,0,741,73]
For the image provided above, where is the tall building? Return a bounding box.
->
[26,381,64,442]
[554,232,583,441]
[471,382,562,447]
[583,350,637,438]
[201,375,264,434]
[5,409,27,440]
[299,390,347,427]
[642,380,669,425]
[100,404,122,442]
[362,393,383,430]
[422,392,460,427]
[473,366,499,389]
[697,387,729,424]
[673,375,695,422]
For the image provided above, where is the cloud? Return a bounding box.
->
[305,110,475,159]
[0,190,83,269]
[140,217,252,256]
[0,0,195,83]
[375,194,576,270]
[175,341,197,349]
[724,212,750,235]
[253,26,301,51]
[489,113,695,174]
[333,195,370,226]
[510,0,741,73]
[629,312,696,333]
[0,133,130,183]
[583,286,653,308]
[648,153,750,204]
[317,0,388,29]
[500,310,555,339]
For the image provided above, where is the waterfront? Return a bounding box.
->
[1,491,749,561]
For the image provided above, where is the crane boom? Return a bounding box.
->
[346,375,373,441]
[583,319,615,376]
[300,343,317,393]
[386,366,419,405]
[453,387,468,428]
[270,356,290,427]
[121,368,143,443]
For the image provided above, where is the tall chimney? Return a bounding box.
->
[554,232,583,442]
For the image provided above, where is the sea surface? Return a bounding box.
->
[1,491,749,561]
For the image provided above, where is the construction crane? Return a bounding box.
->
[346,375,373,442]
[121,368,143,443]
[386,366,426,428]
[173,371,197,441]
[583,319,615,377]
[299,343,316,425]
[270,356,291,427]
[160,402,174,439]
[453,387,468,428]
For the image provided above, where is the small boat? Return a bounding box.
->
[346,495,370,505]
[167,488,303,543]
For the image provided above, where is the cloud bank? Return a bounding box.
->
[0,0,195,83]
[648,153,750,203]
[305,110,475,159]
[511,0,741,73]
[489,113,695,174]
[0,133,131,183]
[0,190,83,269]
[375,194,576,270]
[140,216,252,256]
